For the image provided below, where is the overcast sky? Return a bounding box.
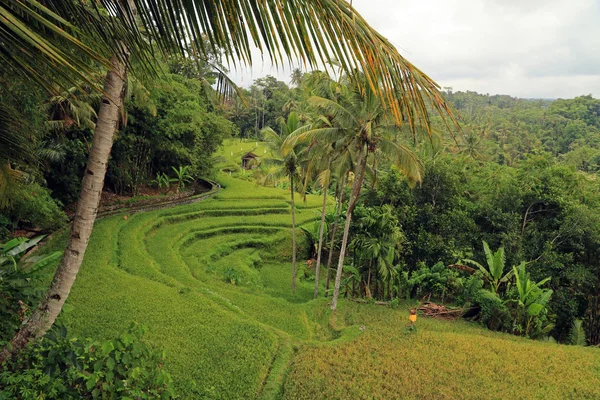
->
[229,0,600,99]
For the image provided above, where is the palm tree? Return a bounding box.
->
[311,152,332,299]
[289,68,303,88]
[261,113,311,293]
[324,172,347,297]
[287,76,425,310]
[1,0,456,359]
[350,204,402,299]
[306,134,355,298]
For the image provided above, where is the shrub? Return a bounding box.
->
[408,262,464,303]
[223,267,241,285]
[0,324,174,399]
[0,237,62,344]
[473,289,510,331]
[5,182,67,232]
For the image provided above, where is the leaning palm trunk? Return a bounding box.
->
[325,175,345,297]
[290,174,297,294]
[0,56,127,362]
[313,174,329,299]
[331,147,368,310]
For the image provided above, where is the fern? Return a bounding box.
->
[570,319,587,346]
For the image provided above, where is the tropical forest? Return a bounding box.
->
[1,1,599,399]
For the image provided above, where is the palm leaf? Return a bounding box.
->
[569,319,587,346]
[5,0,459,136]
[377,138,423,184]
[124,0,458,133]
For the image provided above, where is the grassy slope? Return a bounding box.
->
[37,140,600,399]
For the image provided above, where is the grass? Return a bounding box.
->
[283,302,600,399]
[32,139,600,399]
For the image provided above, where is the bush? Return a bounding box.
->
[0,324,174,399]
[5,182,67,232]
[473,289,510,331]
[407,262,464,303]
[223,267,241,285]
[0,237,62,345]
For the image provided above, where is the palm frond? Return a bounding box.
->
[570,319,587,346]
[0,103,33,164]
[124,0,458,133]
[378,138,423,184]
[0,1,111,92]
[0,163,24,209]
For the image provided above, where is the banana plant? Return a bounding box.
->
[171,166,194,193]
[463,241,514,294]
[0,236,47,270]
[151,172,171,191]
[511,261,553,336]
[1,237,62,320]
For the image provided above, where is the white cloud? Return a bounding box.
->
[229,0,600,98]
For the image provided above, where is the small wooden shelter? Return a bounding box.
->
[241,152,258,169]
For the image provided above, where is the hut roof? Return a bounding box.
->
[241,152,258,159]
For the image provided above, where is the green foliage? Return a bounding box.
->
[152,172,171,190]
[406,262,464,303]
[569,319,587,346]
[348,205,404,300]
[108,72,234,195]
[0,236,61,344]
[463,241,513,294]
[367,145,600,341]
[0,324,174,399]
[170,166,193,193]
[506,262,553,337]
[44,129,91,205]
[3,182,67,232]
[223,268,241,285]
[472,289,510,331]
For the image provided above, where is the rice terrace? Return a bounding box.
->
[2,141,596,399]
[2,1,600,399]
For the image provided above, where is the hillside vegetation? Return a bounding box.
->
[30,141,600,399]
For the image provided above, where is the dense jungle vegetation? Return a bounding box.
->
[1,1,599,398]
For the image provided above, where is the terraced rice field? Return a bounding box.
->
[39,173,334,398]
[37,140,600,399]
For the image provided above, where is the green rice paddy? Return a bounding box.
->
[36,140,600,399]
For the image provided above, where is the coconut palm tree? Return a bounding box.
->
[324,172,347,297]
[260,113,311,293]
[1,0,456,359]
[289,68,304,88]
[286,75,425,310]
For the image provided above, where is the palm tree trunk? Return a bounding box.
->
[331,146,368,310]
[0,56,127,362]
[325,175,345,297]
[290,174,297,294]
[313,173,329,299]
[366,266,372,298]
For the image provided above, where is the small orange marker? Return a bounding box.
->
[409,308,417,324]
[407,308,418,334]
